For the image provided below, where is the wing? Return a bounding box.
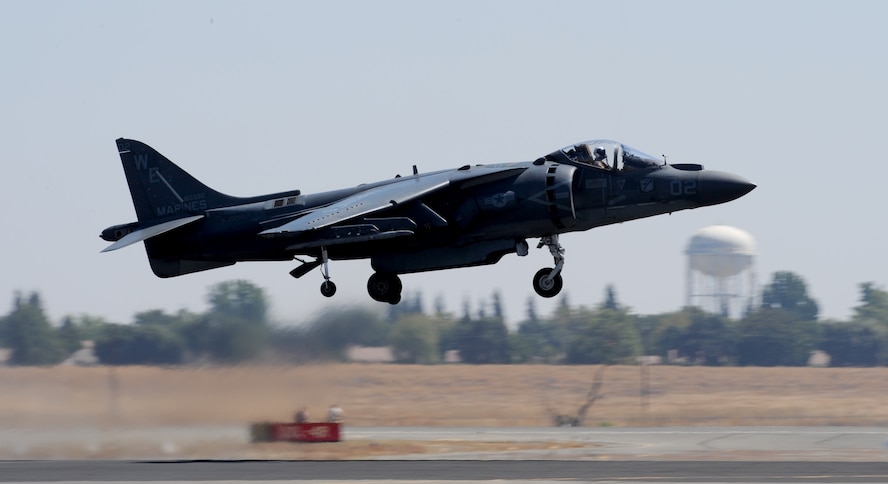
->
[101,215,204,252]
[260,166,526,238]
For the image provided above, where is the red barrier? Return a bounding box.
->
[269,422,341,442]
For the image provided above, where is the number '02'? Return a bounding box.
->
[670,180,697,196]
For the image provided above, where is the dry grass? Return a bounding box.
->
[2,364,888,428]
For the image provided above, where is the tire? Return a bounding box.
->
[320,281,337,297]
[367,272,402,302]
[532,268,563,298]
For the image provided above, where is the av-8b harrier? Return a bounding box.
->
[101,138,755,304]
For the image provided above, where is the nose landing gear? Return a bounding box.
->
[533,235,565,298]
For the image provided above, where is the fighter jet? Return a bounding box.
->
[101,138,754,304]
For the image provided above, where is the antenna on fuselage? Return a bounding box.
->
[412,165,418,175]
[662,154,668,165]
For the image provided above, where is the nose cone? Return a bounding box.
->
[697,171,756,206]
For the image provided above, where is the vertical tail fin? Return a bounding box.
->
[116,138,237,221]
[109,138,301,278]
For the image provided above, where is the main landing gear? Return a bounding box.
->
[367,272,402,305]
[290,247,403,304]
[532,235,565,298]
[296,236,566,302]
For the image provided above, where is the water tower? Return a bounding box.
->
[685,225,757,318]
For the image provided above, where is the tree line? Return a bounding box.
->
[2,271,887,367]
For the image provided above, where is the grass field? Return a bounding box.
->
[2,364,887,428]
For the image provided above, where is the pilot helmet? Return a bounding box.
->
[593,146,607,161]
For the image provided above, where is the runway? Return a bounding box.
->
[3,459,888,482]
[349,426,888,460]
[1,426,886,482]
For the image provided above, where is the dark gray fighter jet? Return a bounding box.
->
[101,138,754,304]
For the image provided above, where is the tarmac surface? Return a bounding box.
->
[3,459,888,483]
[1,426,886,482]
[348,426,888,461]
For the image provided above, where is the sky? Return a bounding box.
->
[2,0,887,327]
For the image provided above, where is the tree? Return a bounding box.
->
[387,291,424,322]
[507,332,535,363]
[524,296,538,324]
[206,280,269,324]
[565,307,640,364]
[761,271,819,321]
[853,282,888,326]
[600,284,620,311]
[433,315,458,359]
[737,308,819,366]
[205,313,268,362]
[3,292,65,365]
[62,314,110,341]
[94,323,186,365]
[301,305,387,360]
[133,309,183,328]
[515,316,561,363]
[187,281,273,363]
[649,308,697,360]
[679,308,736,366]
[454,315,510,364]
[819,321,882,367]
[633,314,661,356]
[389,314,439,364]
[490,291,505,320]
[58,317,83,355]
[514,294,583,363]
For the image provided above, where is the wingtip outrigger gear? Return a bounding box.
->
[289,253,335,297]
[318,246,337,297]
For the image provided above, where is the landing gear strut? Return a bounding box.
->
[367,272,402,305]
[533,235,565,298]
[318,246,336,297]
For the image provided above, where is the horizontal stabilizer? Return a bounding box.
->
[101,215,204,252]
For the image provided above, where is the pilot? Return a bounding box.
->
[574,144,594,163]
[592,146,609,169]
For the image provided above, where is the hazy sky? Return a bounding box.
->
[2,1,887,326]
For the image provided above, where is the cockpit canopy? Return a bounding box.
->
[554,139,662,171]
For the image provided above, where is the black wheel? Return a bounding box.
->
[532,268,563,298]
[387,294,402,305]
[320,280,337,297]
[367,272,402,302]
